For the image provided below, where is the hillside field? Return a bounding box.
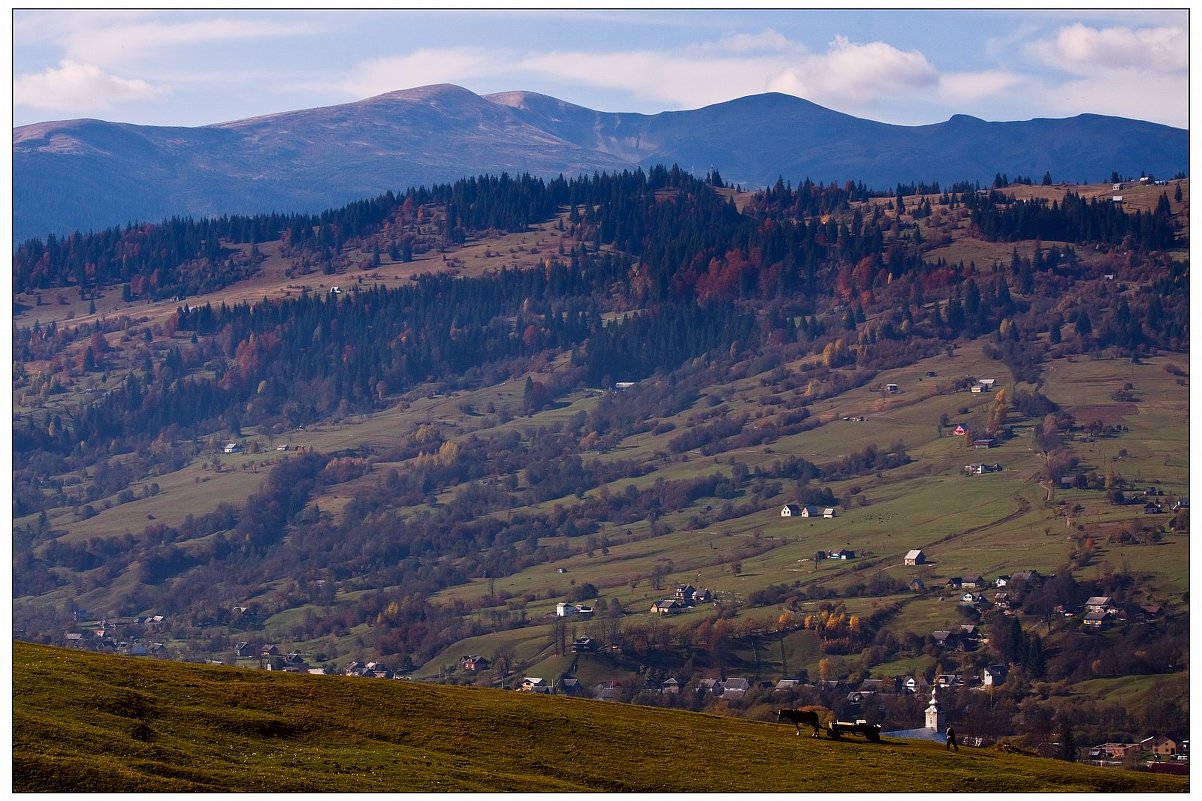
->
[11,642,1186,793]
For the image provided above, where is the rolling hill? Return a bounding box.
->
[11,642,1186,792]
[13,83,1188,241]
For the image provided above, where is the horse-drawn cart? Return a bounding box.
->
[826,719,882,742]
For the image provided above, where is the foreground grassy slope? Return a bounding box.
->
[12,643,1185,793]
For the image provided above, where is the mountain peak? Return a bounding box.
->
[13,85,1189,241]
[375,83,480,102]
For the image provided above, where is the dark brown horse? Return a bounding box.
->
[776,708,822,737]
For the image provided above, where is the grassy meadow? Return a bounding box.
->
[12,642,1186,793]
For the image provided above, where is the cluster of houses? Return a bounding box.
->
[236,643,317,673]
[815,548,857,562]
[963,462,1003,475]
[555,602,595,618]
[340,660,398,679]
[1086,736,1187,773]
[905,568,1165,629]
[58,614,169,656]
[508,666,1017,704]
[781,503,837,519]
[941,570,1042,612]
[650,584,714,615]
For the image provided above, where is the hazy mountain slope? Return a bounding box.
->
[13,83,1188,241]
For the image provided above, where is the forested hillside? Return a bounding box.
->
[12,166,1189,757]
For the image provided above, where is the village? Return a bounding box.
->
[38,571,1183,775]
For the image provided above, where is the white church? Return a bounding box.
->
[884,686,952,744]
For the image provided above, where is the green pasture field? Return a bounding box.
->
[420,348,1186,677]
[18,302,1189,683]
[1065,673,1190,708]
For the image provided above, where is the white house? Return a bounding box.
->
[983,664,1008,687]
[520,677,552,693]
[781,503,802,517]
[721,677,751,699]
[223,442,242,454]
[556,603,578,617]
[823,507,837,518]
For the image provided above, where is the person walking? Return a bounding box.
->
[945,725,958,751]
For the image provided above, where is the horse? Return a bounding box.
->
[776,707,822,737]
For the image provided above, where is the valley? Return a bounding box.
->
[12,168,1190,764]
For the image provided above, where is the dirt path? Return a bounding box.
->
[925,494,1033,548]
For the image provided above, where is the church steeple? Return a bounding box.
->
[925,685,945,731]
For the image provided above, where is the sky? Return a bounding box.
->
[10,7,1191,130]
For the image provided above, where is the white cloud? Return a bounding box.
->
[706,29,792,54]
[937,70,1025,106]
[319,26,945,115]
[1026,23,1187,75]
[768,35,937,109]
[13,60,164,113]
[31,11,324,70]
[1036,73,1188,128]
[516,49,789,110]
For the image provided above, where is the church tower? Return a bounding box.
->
[924,686,945,731]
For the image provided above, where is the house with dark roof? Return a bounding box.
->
[571,637,600,653]
[721,677,751,699]
[520,677,551,693]
[557,677,585,696]
[650,599,683,615]
[460,654,491,672]
[931,630,962,650]
[983,665,1008,686]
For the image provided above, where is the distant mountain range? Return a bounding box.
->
[12,83,1188,242]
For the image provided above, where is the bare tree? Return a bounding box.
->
[493,645,517,688]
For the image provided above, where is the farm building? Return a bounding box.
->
[905,549,926,566]
[650,599,683,615]
[781,503,802,517]
[520,677,552,693]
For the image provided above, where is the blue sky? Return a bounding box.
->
[11,8,1190,129]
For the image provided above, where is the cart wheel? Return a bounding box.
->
[866,731,881,743]
[828,729,842,739]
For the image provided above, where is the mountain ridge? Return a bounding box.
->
[13,83,1188,241]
